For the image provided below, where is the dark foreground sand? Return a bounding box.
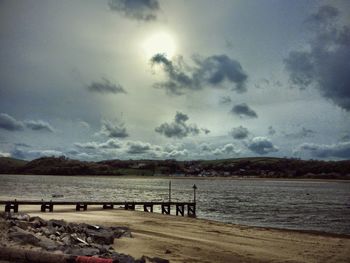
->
[1,205,350,263]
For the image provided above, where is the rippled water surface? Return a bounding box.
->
[0,174,349,235]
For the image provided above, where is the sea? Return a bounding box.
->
[0,174,349,235]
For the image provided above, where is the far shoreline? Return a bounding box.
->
[1,173,349,182]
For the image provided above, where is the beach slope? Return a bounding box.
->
[8,206,347,263]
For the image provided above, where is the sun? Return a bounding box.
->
[142,32,176,59]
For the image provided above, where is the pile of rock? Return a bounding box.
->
[0,212,169,263]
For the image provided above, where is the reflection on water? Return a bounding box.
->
[0,174,349,235]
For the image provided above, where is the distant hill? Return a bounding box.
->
[0,156,349,179]
[0,157,28,173]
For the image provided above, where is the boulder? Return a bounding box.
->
[85,229,114,245]
[29,216,47,227]
[8,229,40,245]
[65,247,100,256]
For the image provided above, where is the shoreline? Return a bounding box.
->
[1,204,349,238]
[1,173,349,182]
[1,205,350,262]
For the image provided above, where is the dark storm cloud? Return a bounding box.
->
[151,53,248,96]
[155,112,206,139]
[201,128,210,134]
[230,126,249,140]
[247,137,278,155]
[126,141,151,154]
[297,141,350,158]
[0,113,24,131]
[219,96,232,104]
[284,127,315,139]
[340,134,350,142]
[24,120,54,132]
[284,5,350,111]
[230,103,258,118]
[98,120,129,138]
[268,126,276,136]
[87,78,126,94]
[108,0,160,21]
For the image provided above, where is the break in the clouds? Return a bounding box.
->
[151,53,248,95]
[296,141,350,158]
[247,137,278,155]
[0,113,24,131]
[87,79,126,94]
[98,120,129,138]
[285,5,350,111]
[230,126,249,140]
[230,103,258,118]
[108,0,160,21]
[155,112,205,139]
[24,120,54,133]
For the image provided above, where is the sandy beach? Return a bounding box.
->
[2,205,349,263]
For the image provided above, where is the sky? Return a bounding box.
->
[0,0,350,161]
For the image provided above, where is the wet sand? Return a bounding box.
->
[2,205,349,263]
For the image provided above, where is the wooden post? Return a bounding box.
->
[169,181,171,202]
[76,203,87,211]
[187,203,196,218]
[161,203,170,215]
[103,203,114,209]
[176,204,184,216]
[193,184,197,203]
[143,204,153,212]
[125,203,135,210]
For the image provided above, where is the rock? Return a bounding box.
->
[38,238,60,251]
[48,219,66,229]
[85,229,114,245]
[41,227,53,237]
[111,226,131,238]
[3,212,30,221]
[112,252,138,263]
[86,236,93,243]
[14,220,30,230]
[8,229,40,245]
[65,247,100,256]
[165,249,171,254]
[29,216,47,227]
[61,235,72,246]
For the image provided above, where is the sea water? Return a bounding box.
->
[0,174,349,235]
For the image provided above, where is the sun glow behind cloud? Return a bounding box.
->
[142,31,176,59]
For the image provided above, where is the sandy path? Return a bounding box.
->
[2,205,350,263]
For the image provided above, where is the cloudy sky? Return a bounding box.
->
[0,0,350,161]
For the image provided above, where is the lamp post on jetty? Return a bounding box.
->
[169,181,171,202]
[193,184,197,203]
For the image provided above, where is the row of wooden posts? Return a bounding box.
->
[1,183,198,217]
[2,201,196,217]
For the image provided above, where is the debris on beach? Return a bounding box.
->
[0,212,169,263]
